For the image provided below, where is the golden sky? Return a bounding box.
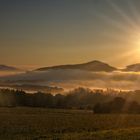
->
[1,0,140,69]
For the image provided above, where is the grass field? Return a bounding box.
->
[0,108,140,140]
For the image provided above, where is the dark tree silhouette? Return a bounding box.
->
[0,88,140,114]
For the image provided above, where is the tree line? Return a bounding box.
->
[0,88,140,113]
[0,88,113,108]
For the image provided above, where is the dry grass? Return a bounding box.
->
[0,107,139,139]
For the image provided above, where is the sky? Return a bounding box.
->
[1,0,140,69]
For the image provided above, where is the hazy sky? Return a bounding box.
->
[1,0,140,68]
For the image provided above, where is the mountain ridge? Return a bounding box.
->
[0,65,19,71]
[36,60,117,72]
[123,63,140,72]
[1,61,140,72]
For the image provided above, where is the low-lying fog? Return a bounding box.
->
[0,71,24,77]
[0,69,140,91]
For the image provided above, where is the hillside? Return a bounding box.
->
[36,60,117,72]
[0,65,19,71]
[124,63,140,72]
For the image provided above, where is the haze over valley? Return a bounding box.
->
[0,60,140,92]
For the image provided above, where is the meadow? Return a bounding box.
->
[0,107,140,140]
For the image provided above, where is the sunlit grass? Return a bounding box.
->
[0,108,139,139]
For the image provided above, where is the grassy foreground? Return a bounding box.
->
[0,108,140,140]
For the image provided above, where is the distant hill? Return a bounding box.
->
[0,65,19,71]
[123,63,140,72]
[36,60,117,72]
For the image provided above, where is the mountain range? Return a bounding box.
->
[1,61,140,72]
[36,60,140,72]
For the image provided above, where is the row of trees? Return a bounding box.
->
[0,88,140,113]
[0,88,113,108]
